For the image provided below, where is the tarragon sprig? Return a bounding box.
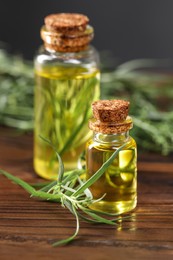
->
[0,142,129,246]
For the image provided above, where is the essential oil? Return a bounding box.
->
[34,65,100,179]
[86,100,137,214]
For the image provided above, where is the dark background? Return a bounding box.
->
[1,0,173,63]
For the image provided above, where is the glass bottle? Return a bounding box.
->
[86,100,137,214]
[34,13,100,180]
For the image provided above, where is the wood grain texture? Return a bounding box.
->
[0,127,173,260]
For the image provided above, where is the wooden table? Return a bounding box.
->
[0,128,173,260]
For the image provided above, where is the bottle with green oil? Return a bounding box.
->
[86,100,137,214]
[34,13,100,180]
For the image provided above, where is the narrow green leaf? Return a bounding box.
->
[39,136,64,182]
[39,181,57,192]
[52,201,80,246]
[77,176,93,199]
[0,170,61,201]
[59,107,88,156]
[72,143,127,197]
[61,169,85,186]
[77,212,101,223]
[30,181,53,189]
[81,208,117,225]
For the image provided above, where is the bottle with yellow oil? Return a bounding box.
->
[86,100,137,214]
[34,13,100,180]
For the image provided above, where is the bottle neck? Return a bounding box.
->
[93,131,130,145]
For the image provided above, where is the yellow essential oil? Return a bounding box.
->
[86,100,137,214]
[34,66,100,179]
[34,13,100,180]
[86,135,137,213]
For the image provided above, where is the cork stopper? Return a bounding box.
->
[41,13,94,52]
[44,13,89,33]
[89,99,133,134]
[92,100,129,123]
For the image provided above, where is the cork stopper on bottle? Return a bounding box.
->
[89,99,133,134]
[41,13,94,52]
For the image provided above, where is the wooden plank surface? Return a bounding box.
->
[0,127,173,260]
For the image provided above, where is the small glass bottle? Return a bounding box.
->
[86,100,137,214]
[34,13,100,180]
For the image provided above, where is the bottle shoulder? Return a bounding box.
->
[87,135,137,151]
[34,45,100,79]
[34,45,100,67]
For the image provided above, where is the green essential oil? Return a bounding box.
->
[34,66,100,180]
[86,136,137,214]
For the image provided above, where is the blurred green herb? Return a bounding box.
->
[0,47,173,154]
[0,48,34,130]
[101,58,173,155]
[0,141,129,246]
